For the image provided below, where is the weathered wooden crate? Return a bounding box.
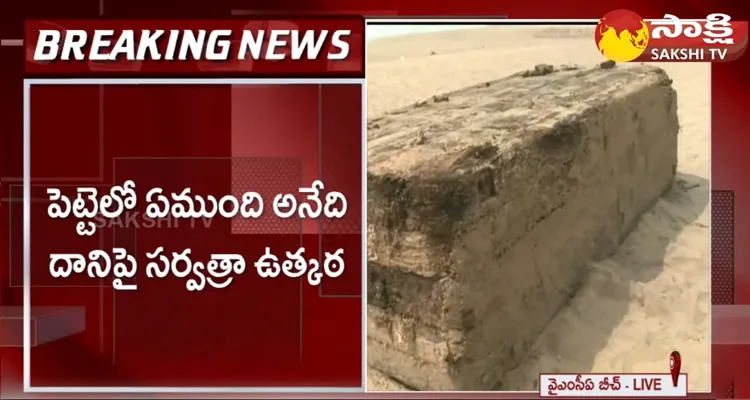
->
[367,64,679,390]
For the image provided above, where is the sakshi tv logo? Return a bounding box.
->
[595,9,748,62]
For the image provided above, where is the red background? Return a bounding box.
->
[0,81,364,389]
[632,20,749,62]
[24,19,365,76]
[2,0,749,398]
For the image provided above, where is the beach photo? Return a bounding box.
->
[366,24,710,391]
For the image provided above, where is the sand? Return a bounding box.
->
[366,26,710,392]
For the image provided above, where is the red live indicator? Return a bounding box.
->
[670,350,682,387]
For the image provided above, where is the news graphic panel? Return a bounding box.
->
[365,20,711,395]
[24,18,364,75]
[0,17,365,392]
[1,6,746,397]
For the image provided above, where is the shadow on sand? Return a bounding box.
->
[503,172,710,390]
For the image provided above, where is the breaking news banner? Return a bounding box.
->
[24,18,365,75]
[595,9,748,63]
[540,374,688,397]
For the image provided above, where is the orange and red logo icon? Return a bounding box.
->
[595,9,748,62]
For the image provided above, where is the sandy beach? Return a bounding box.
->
[366,26,710,391]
